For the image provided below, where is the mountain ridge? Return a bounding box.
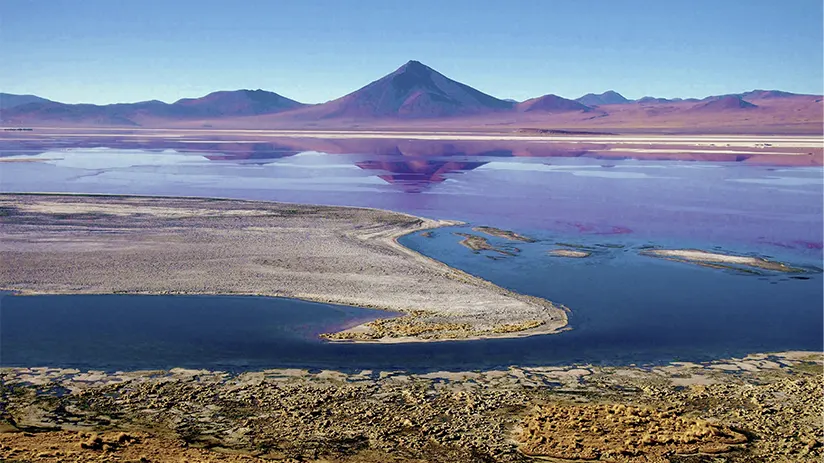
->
[1,60,821,131]
[1,89,305,126]
[575,91,630,106]
[0,93,53,110]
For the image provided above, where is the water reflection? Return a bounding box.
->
[355,159,487,192]
[2,135,785,164]
[1,137,821,255]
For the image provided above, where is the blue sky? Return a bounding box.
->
[2,0,822,104]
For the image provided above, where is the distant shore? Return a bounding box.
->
[0,193,568,342]
[3,128,820,167]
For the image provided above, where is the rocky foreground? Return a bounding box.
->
[1,352,821,462]
[0,194,567,341]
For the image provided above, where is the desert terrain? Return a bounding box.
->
[1,352,821,462]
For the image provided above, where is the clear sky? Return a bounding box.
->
[2,0,822,104]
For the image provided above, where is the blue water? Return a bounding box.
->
[1,232,820,372]
[401,227,823,361]
[0,294,397,371]
[1,146,821,256]
[0,143,822,371]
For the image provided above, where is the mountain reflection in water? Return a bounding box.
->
[1,135,821,255]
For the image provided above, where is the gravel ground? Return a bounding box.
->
[0,194,567,341]
[1,352,821,462]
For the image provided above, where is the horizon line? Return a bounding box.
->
[3,60,822,106]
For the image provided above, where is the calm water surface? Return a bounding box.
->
[1,141,821,253]
[0,139,821,370]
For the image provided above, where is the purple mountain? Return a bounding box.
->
[174,89,306,116]
[289,60,515,119]
[690,95,758,111]
[0,90,305,125]
[517,94,591,112]
[575,90,630,106]
[0,93,52,110]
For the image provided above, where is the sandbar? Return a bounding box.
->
[0,194,567,342]
[641,248,804,273]
[549,249,591,258]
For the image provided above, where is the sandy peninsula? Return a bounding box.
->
[0,194,567,341]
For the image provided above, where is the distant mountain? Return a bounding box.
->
[636,96,675,105]
[0,93,52,110]
[575,91,630,106]
[1,89,305,125]
[1,102,144,126]
[690,95,758,111]
[517,94,591,112]
[631,90,811,106]
[2,67,819,132]
[291,60,514,119]
[737,90,806,100]
[174,89,306,116]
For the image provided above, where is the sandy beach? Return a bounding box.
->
[0,194,567,341]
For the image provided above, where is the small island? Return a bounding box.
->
[641,249,805,273]
[472,226,537,242]
[454,232,520,256]
[549,248,592,258]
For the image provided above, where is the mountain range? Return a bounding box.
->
[1,60,821,133]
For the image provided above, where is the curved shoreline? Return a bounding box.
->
[325,217,569,343]
[0,193,568,342]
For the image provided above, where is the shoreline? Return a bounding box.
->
[2,130,821,168]
[0,193,568,343]
[3,127,824,142]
